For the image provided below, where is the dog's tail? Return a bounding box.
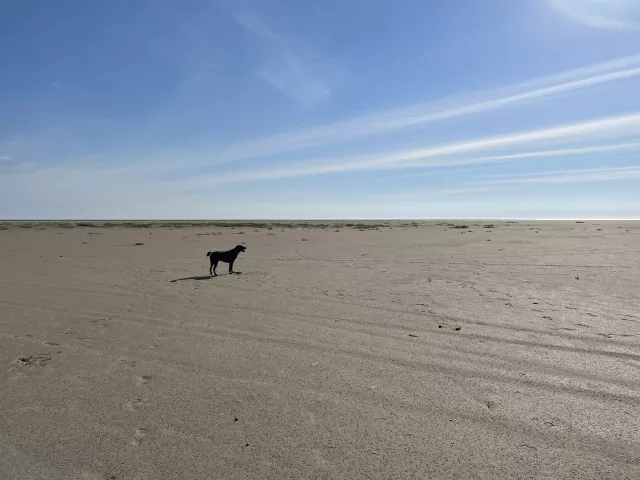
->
[206,251,211,257]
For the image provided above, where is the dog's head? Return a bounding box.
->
[235,245,247,253]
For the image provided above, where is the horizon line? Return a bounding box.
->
[2,218,639,222]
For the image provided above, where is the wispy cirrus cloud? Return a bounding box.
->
[31,111,637,189]
[486,166,640,184]
[15,115,636,211]
[194,54,640,165]
[258,54,333,107]
[233,12,339,106]
[399,142,640,170]
[110,54,640,177]
[181,113,640,186]
[548,0,639,31]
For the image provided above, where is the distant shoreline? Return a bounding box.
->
[1,218,639,224]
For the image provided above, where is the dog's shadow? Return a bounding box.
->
[170,272,242,283]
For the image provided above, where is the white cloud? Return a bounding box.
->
[0,154,11,161]
[234,11,338,106]
[259,54,332,107]
[187,55,640,166]
[482,165,640,179]
[487,166,640,184]
[181,113,640,185]
[548,0,639,30]
[8,114,636,219]
[400,142,640,170]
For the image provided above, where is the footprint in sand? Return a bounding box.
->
[125,398,145,412]
[130,428,147,446]
[135,375,153,387]
[117,359,137,368]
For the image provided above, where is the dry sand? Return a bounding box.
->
[1,220,639,479]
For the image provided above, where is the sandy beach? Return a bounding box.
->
[1,220,639,479]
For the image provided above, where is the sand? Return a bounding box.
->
[1,220,639,479]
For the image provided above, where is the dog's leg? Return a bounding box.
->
[212,260,218,276]
[229,261,234,274]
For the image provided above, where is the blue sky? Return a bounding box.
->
[1,0,640,219]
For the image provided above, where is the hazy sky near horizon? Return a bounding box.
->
[1,0,640,219]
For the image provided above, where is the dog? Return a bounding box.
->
[206,245,246,276]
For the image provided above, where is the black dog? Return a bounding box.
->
[206,245,246,276]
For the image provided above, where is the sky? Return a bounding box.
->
[1,0,640,219]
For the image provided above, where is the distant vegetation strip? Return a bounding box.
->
[0,221,415,230]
